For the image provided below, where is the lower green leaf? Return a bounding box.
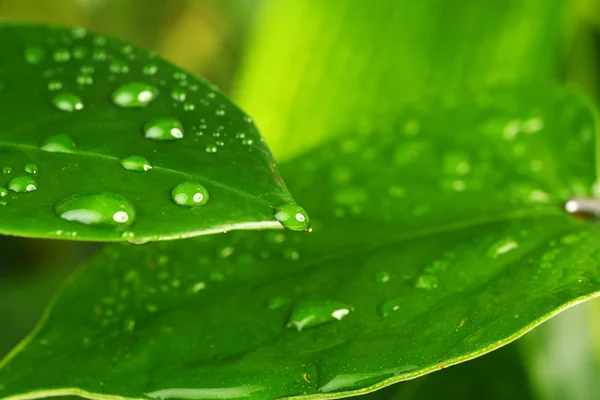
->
[1,86,599,400]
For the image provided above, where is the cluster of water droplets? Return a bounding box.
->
[17,27,311,233]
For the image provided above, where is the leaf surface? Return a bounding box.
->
[1,86,599,399]
[0,23,302,242]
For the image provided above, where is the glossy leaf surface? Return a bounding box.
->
[2,86,600,400]
[0,23,300,242]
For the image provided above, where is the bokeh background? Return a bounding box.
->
[1,1,600,399]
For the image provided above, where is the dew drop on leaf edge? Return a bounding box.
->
[274,204,310,231]
[55,193,136,227]
[171,182,209,207]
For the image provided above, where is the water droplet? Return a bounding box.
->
[25,46,45,64]
[73,46,88,59]
[205,144,218,153]
[48,81,63,91]
[2,167,12,174]
[171,182,209,207]
[565,197,600,218]
[121,155,152,172]
[8,176,38,193]
[376,271,390,283]
[24,164,39,175]
[283,249,300,260]
[143,63,158,75]
[414,274,438,290]
[287,301,352,331]
[191,281,207,293]
[92,48,107,61]
[53,93,84,112]
[183,103,195,111]
[53,48,71,63]
[486,237,519,259]
[109,59,130,74]
[274,204,310,231]
[171,88,187,102]
[55,193,136,227]
[112,82,159,108]
[41,134,76,153]
[379,298,401,317]
[0,187,7,197]
[144,117,184,140]
[76,74,93,85]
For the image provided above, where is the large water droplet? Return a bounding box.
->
[8,176,38,193]
[112,82,159,108]
[144,117,184,141]
[121,155,152,172]
[274,204,310,231]
[171,182,209,207]
[41,134,76,153]
[53,93,84,112]
[55,193,136,227]
[287,301,352,331]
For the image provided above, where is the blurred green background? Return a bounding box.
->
[2,0,600,399]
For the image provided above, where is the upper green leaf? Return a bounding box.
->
[0,23,305,242]
[2,86,599,400]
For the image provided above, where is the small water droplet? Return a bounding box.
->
[121,155,152,172]
[41,134,76,153]
[171,88,187,102]
[25,46,45,64]
[143,63,158,75]
[48,81,63,91]
[76,74,93,85]
[73,46,88,59]
[376,271,390,283]
[287,301,352,331]
[144,117,184,140]
[283,249,300,260]
[53,93,84,111]
[565,197,600,218]
[486,237,519,259]
[414,274,438,290]
[183,103,196,111]
[2,167,12,174]
[109,59,130,74]
[55,193,136,227]
[379,298,401,317]
[192,281,207,293]
[205,144,218,153]
[0,187,7,197]
[92,48,107,61]
[8,176,38,193]
[24,164,39,175]
[274,204,310,231]
[112,82,159,108]
[171,182,209,207]
[53,48,71,63]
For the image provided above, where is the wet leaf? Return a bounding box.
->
[0,23,303,242]
[2,87,599,400]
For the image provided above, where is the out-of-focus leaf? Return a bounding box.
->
[235,0,566,159]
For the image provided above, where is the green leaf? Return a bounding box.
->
[2,86,599,400]
[0,23,303,242]
[235,0,566,159]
